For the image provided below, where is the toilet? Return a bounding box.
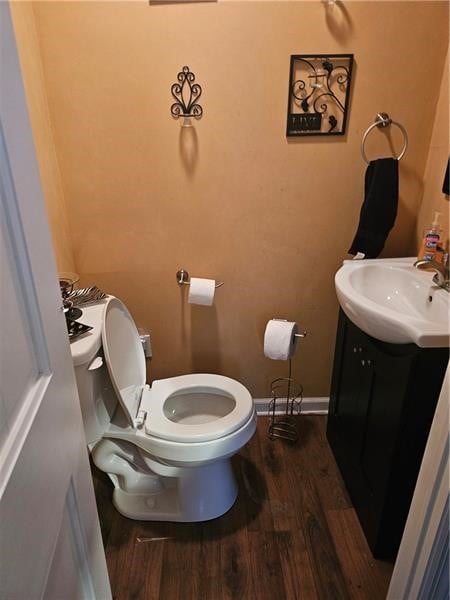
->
[71,296,257,521]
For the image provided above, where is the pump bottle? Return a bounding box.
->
[418,211,442,261]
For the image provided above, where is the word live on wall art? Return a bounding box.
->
[286,54,354,137]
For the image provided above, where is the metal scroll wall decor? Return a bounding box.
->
[286,54,353,137]
[170,66,203,122]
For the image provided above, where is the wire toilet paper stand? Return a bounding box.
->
[268,358,304,443]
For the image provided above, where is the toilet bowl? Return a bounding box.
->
[72,296,257,521]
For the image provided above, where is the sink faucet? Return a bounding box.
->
[414,255,450,292]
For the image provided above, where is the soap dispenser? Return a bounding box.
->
[418,211,442,262]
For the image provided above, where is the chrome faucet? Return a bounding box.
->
[414,255,450,292]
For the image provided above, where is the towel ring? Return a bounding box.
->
[361,113,408,164]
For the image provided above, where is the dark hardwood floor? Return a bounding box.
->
[92,416,393,600]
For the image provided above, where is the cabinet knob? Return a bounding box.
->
[353,346,357,353]
[360,358,373,367]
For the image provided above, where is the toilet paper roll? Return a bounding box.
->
[188,278,216,306]
[264,319,298,360]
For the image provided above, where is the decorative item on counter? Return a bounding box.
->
[170,66,203,128]
[286,54,353,136]
[59,271,79,302]
[58,275,103,341]
[66,318,93,342]
[59,272,82,320]
[67,286,107,307]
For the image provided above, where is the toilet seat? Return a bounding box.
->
[102,297,147,426]
[140,374,253,443]
[102,297,254,442]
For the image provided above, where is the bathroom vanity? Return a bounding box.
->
[327,309,448,559]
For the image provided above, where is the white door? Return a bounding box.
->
[0,3,111,598]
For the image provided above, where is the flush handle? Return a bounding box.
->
[88,356,104,371]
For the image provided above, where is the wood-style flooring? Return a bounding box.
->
[92,416,393,600]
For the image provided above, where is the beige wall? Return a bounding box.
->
[18,1,449,397]
[416,52,449,252]
[10,3,75,274]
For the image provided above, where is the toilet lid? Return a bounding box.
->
[141,374,254,443]
[102,297,146,426]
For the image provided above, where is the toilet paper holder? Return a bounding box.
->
[271,318,307,340]
[176,269,224,288]
[295,330,307,339]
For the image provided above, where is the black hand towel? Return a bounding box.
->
[442,158,449,195]
[348,157,399,258]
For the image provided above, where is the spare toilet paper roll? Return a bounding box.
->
[188,278,216,306]
[264,319,299,360]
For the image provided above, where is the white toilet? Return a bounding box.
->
[71,296,257,522]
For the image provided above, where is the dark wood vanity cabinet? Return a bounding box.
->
[327,310,448,560]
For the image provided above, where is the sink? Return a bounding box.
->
[335,257,450,347]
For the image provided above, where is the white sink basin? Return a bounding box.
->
[335,257,450,347]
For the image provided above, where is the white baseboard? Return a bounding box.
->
[253,397,329,415]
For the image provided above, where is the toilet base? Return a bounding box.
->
[111,458,238,522]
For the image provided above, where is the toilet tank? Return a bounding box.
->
[70,300,117,446]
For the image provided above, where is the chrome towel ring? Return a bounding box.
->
[361,112,408,164]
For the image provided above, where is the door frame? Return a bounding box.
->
[388,364,449,599]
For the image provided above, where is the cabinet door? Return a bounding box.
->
[328,314,373,461]
[328,311,421,557]
[359,338,415,506]
[332,322,369,458]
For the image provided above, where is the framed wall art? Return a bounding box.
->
[286,54,354,137]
